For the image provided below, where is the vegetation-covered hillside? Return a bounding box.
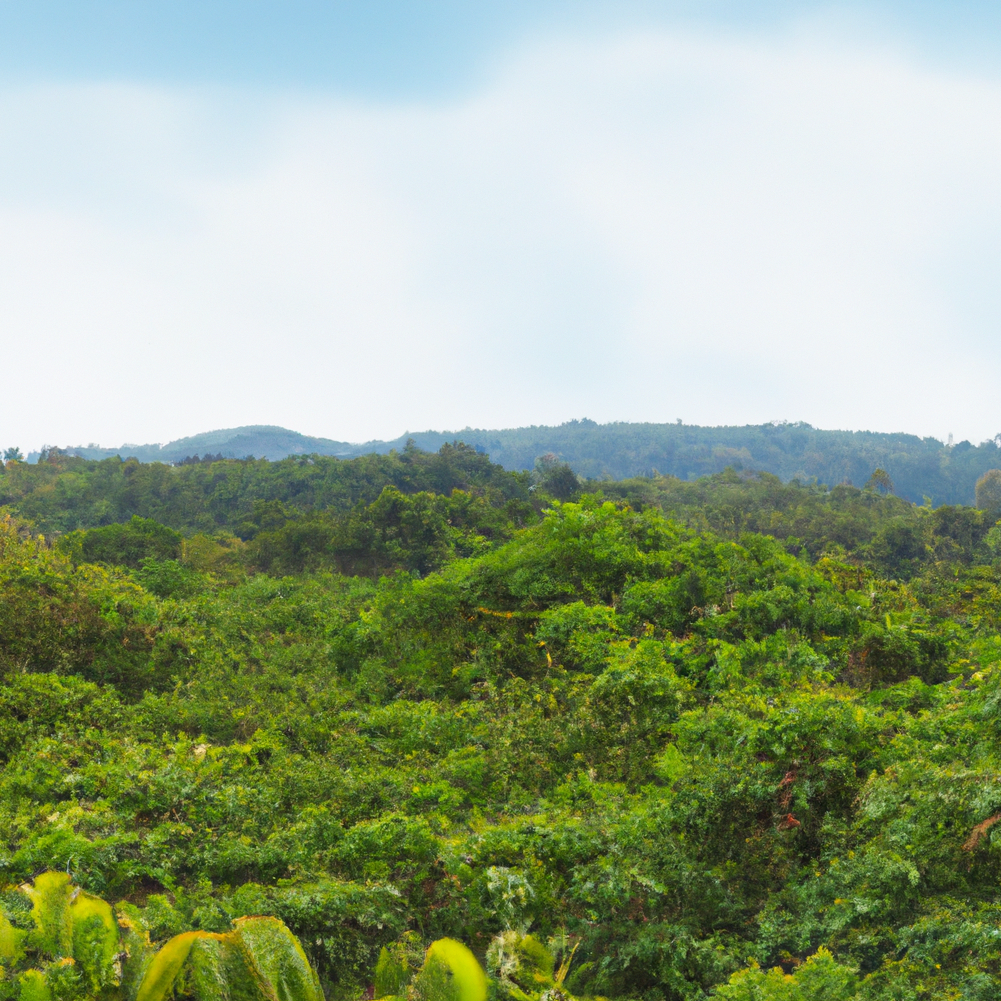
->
[394,420,1001,507]
[47,418,1001,506]
[2,444,1001,999]
[61,424,358,464]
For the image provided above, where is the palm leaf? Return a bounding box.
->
[70,889,121,990]
[134,931,201,1001]
[232,916,322,1001]
[415,939,487,1001]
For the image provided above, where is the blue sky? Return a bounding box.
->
[5,2,1001,93]
[2,2,1001,449]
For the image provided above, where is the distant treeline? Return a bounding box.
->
[4,442,1000,587]
[396,420,1001,506]
[0,442,530,535]
[47,419,1001,506]
[0,443,540,579]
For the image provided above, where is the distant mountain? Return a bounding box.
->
[48,419,1001,507]
[60,425,359,464]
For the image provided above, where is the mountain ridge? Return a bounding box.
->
[40,419,1001,506]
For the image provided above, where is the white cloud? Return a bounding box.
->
[1,25,1000,450]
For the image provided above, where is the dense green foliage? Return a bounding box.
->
[2,447,1001,999]
[0,445,535,581]
[0,443,528,536]
[50,418,1001,505]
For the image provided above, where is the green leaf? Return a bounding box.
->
[134,931,201,1001]
[232,916,323,1001]
[22,873,74,959]
[188,934,241,1001]
[70,889,120,990]
[415,940,487,1001]
[375,946,411,999]
[0,912,20,966]
[132,920,322,1001]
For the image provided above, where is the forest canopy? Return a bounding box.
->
[1,441,1001,1000]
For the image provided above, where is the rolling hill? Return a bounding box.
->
[49,418,1001,506]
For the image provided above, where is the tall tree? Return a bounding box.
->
[975,468,1001,520]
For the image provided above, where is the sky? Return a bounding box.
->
[3,1,1001,451]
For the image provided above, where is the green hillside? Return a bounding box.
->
[49,419,1001,505]
[62,424,357,463]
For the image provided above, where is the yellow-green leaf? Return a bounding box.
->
[22,872,74,959]
[415,939,487,1001]
[135,931,201,1001]
[233,916,322,1001]
[70,889,120,988]
[0,913,19,965]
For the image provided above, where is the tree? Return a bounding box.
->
[3,446,23,462]
[864,468,894,494]
[975,468,1001,520]
[532,453,581,502]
